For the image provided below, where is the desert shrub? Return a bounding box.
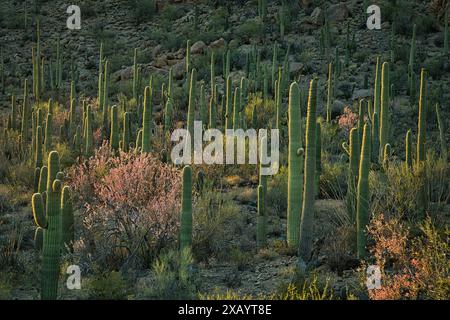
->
[200,274,334,300]
[371,153,449,221]
[365,214,449,300]
[267,166,287,217]
[137,248,198,299]
[67,146,181,270]
[320,160,347,200]
[245,93,276,130]
[235,19,264,42]
[0,213,26,273]
[133,0,157,24]
[228,246,252,271]
[337,106,358,134]
[192,190,240,263]
[87,271,129,300]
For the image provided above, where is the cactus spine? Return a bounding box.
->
[287,82,303,248]
[356,123,371,259]
[180,165,192,251]
[298,79,318,263]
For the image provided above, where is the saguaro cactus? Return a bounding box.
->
[110,105,119,151]
[84,105,93,157]
[326,62,333,123]
[435,103,447,162]
[343,128,359,220]
[379,62,389,162]
[416,68,427,166]
[35,126,43,169]
[61,186,73,252]
[32,151,62,299]
[180,165,192,251]
[287,82,303,248]
[405,129,413,170]
[186,69,197,142]
[356,123,371,259]
[122,112,130,152]
[225,75,232,130]
[315,121,322,198]
[142,86,153,153]
[44,113,53,154]
[298,79,317,264]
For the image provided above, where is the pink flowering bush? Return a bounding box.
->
[68,145,182,270]
[365,214,448,300]
[337,106,358,133]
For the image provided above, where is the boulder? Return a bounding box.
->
[310,7,324,25]
[190,40,206,54]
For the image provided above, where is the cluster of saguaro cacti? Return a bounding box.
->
[32,151,73,299]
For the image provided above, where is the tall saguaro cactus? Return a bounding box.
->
[186,69,197,142]
[379,62,389,162]
[61,186,74,252]
[356,123,371,259]
[287,82,303,248]
[326,62,333,123]
[298,79,317,264]
[142,86,153,153]
[180,166,192,252]
[416,68,427,166]
[32,151,62,299]
[110,105,119,151]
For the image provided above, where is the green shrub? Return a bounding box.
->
[192,190,240,263]
[235,19,264,42]
[87,271,129,300]
[133,0,157,24]
[137,249,197,299]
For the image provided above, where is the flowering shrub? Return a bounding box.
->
[337,106,358,133]
[68,145,181,270]
[365,214,448,300]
